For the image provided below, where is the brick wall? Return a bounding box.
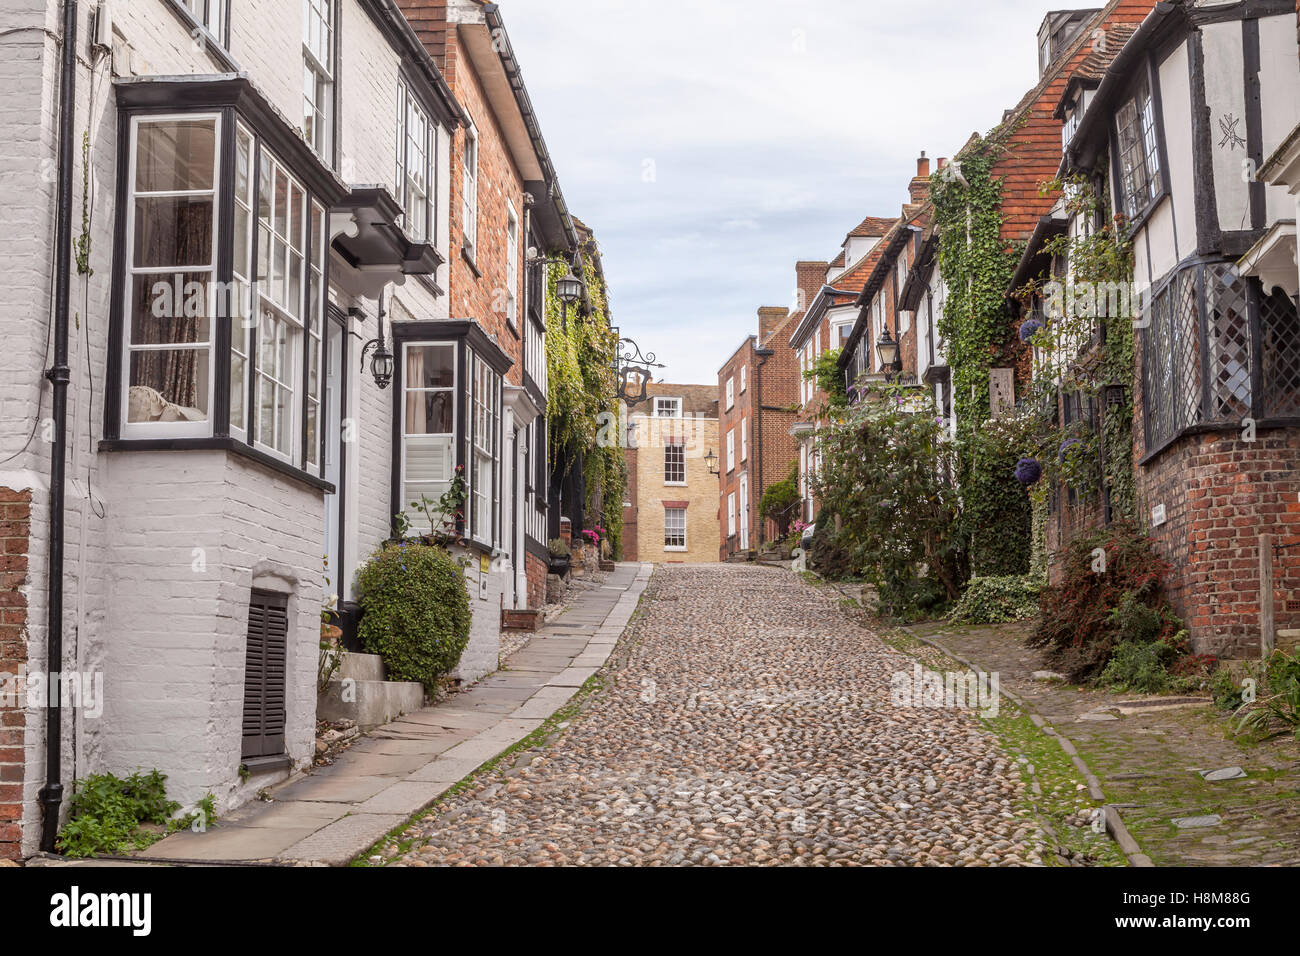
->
[1133,428,1300,658]
[623,444,639,561]
[0,488,30,860]
[718,338,755,557]
[757,314,801,541]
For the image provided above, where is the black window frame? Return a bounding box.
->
[101,78,347,493]
[1109,54,1171,232]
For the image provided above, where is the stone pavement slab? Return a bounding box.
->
[129,562,651,867]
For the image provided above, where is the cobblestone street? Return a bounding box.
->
[388,565,1047,866]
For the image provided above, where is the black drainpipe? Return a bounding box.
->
[40,0,78,852]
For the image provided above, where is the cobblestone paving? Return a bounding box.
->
[912,621,1300,867]
[388,565,1046,866]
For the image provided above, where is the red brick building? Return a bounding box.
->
[0,488,30,860]
[717,307,805,557]
[399,0,579,611]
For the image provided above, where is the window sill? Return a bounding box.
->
[664,546,688,553]
[461,244,481,278]
[664,481,687,487]
[165,1,239,72]
[240,754,292,776]
[99,437,335,493]
[1139,417,1300,466]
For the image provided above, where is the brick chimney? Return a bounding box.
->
[757,306,788,342]
[909,151,931,203]
[794,261,827,315]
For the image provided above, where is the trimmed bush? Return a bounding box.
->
[1098,640,1176,694]
[950,574,1044,624]
[356,542,471,688]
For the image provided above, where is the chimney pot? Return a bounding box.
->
[916,152,931,179]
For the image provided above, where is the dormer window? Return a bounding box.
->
[655,396,682,418]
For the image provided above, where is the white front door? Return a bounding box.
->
[738,472,750,550]
[323,316,344,597]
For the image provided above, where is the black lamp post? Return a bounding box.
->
[360,293,395,389]
[876,325,902,381]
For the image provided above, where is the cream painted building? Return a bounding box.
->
[623,384,720,563]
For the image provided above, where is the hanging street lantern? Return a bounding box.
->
[875,325,902,381]
[360,293,395,389]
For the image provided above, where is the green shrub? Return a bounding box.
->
[950,574,1044,624]
[356,541,471,688]
[57,770,181,858]
[759,464,800,540]
[1097,640,1176,694]
[1235,650,1300,739]
[806,512,857,582]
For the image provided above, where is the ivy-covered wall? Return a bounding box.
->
[930,135,1032,577]
[544,255,627,558]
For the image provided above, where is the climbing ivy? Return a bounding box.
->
[930,131,1030,577]
[544,256,626,558]
[1010,170,1138,552]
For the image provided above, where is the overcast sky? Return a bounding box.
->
[503,0,1073,384]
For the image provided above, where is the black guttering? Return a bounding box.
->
[363,0,468,128]
[1010,214,1070,291]
[788,286,856,350]
[838,222,919,373]
[39,0,77,854]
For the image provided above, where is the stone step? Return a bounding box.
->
[317,677,425,731]
[1277,629,1300,654]
[339,652,386,683]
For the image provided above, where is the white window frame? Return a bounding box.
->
[727,493,737,537]
[740,365,746,393]
[740,418,748,462]
[302,0,335,161]
[120,112,222,441]
[726,429,735,473]
[399,340,458,535]
[180,0,229,49]
[664,442,686,486]
[467,350,502,549]
[506,200,519,328]
[462,120,479,256]
[725,376,735,410]
[655,396,682,418]
[831,317,853,350]
[396,80,434,244]
[664,507,687,552]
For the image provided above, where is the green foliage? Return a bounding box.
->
[806,510,857,582]
[394,466,468,546]
[546,537,570,558]
[356,541,471,688]
[1029,522,1181,681]
[929,135,1030,577]
[812,385,966,618]
[759,463,800,539]
[57,770,181,858]
[963,416,1033,576]
[1234,651,1300,740]
[1098,640,1177,694]
[950,574,1044,624]
[545,255,626,556]
[805,347,848,409]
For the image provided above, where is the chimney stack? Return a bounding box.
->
[794,261,828,315]
[909,151,932,203]
[757,306,788,342]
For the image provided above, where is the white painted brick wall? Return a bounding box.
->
[1,0,460,854]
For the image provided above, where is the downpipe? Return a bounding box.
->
[39,0,79,852]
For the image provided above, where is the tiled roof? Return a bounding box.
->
[645,382,718,418]
[848,215,897,238]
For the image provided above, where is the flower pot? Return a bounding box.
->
[548,554,571,577]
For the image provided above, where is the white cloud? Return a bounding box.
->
[501,0,1071,383]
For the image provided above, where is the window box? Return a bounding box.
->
[103,77,349,488]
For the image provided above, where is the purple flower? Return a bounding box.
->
[1018,318,1044,343]
[1058,438,1083,463]
[1014,457,1042,486]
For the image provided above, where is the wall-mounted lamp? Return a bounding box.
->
[704,448,719,476]
[360,293,395,389]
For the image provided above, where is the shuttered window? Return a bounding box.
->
[242,588,289,759]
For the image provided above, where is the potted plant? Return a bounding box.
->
[547,537,571,576]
